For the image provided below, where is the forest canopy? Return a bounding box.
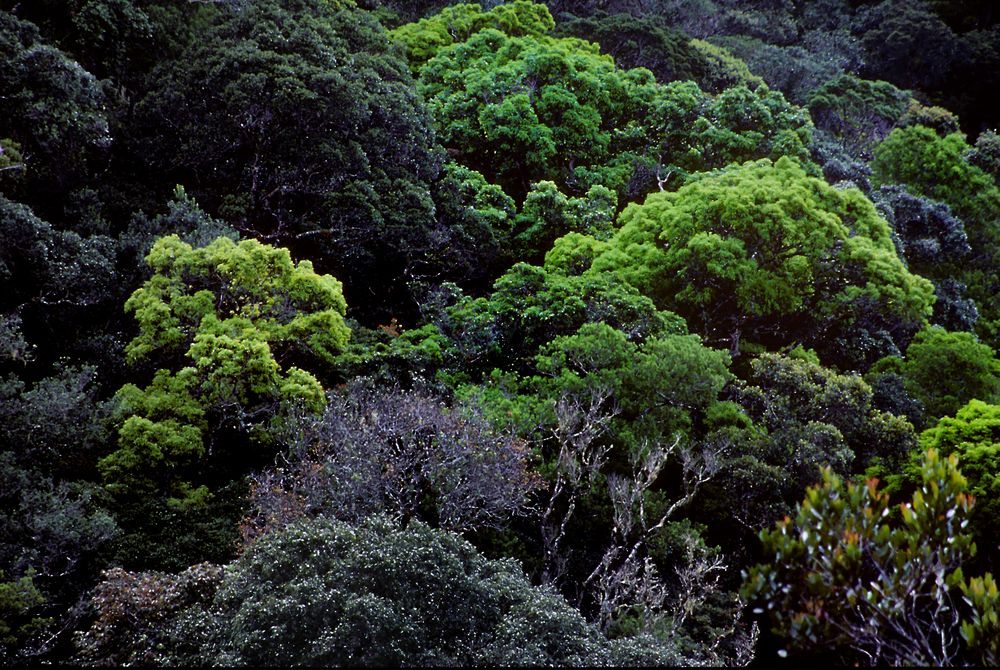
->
[2,0,1000,666]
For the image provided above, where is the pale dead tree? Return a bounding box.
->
[593,552,670,635]
[656,165,674,192]
[535,388,757,664]
[729,621,760,667]
[580,435,721,630]
[670,530,728,634]
[539,387,617,586]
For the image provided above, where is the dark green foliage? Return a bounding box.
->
[872,125,1000,347]
[552,11,709,85]
[0,11,110,219]
[807,74,910,160]
[855,1,959,91]
[0,569,50,662]
[809,129,874,192]
[529,321,733,444]
[132,0,442,321]
[872,184,980,333]
[927,0,1000,31]
[711,35,847,105]
[897,98,963,136]
[0,195,120,376]
[424,162,516,290]
[930,278,982,335]
[697,350,918,556]
[3,1,1000,664]
[686,38,766,94]
[0,367,118,660]
[109,516,688,666]
[645,80,816,185]
[873,185,971,279]
[2,0,157,82]
[730,352,917,480]
[514,181,617,261]
[118,187,238,271]
[106,480,245,573]
[872,126,1000,228]
[853,0,1000,134]
[970,129,1000,187]
[0,365,110,479]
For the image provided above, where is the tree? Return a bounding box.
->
[854,0,960,94]
[422,162,516,291]
[415,23,656,200]
[969,129,1000,188]
[872,125,1000,232]
[872,185,977,332]
[918,399,1000,569]
[451,319,748,652]
[874,325,1000,426]
[728,352,917,483]
[551,11,709,87]
[807,74,910,160]
[0,366,119,663]
[404,2,815,204]
[590,157,935,368]
[872,186,970,283]
[645,80,816,186]
[686,39,766,94]
[0,195,119,375]
[514,181,617,261]
[743,449,1000,666]
[132,0,442,321]
[852,0,1000,134]
[709,35,847,106]
[72,562,225,667]
[390,0,555,70]
[3,0,157,83]
[423,253,686,382]
[102,234,349,503]
[0,569,49,663]
[80,516,689,667]
[241,380,540,540]
[872,125,1000,347]
[0,11,110,223]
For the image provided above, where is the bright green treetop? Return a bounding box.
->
[918,399,1000,565]
[590,157,935,366]
[390,0,555,70]
[100,235,349,504]
[890,325,1000,423]
[416,25,654,199]
[124,234,348,367]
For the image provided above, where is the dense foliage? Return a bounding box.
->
[2,0,999,666]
